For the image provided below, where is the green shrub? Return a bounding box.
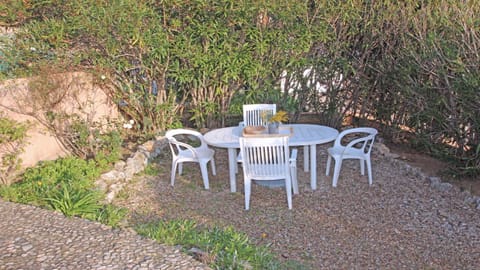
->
[0,115,28,185]
[135,219,292,269]
[3,0,479,175]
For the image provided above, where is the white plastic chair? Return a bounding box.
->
[236,104,277,170]
[165,129,216,189]
[242,104,276,127]
[239,135,298,210]
[326,127,378,187]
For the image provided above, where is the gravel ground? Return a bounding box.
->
[0,200,210,270]
[114,145,480,269]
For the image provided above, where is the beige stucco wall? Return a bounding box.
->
[0,72,120,168]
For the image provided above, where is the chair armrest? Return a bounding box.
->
[171,140,199,158]
[343,135,374,154]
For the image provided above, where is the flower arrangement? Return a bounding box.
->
[260,110,289,134]
[266,110,289,123]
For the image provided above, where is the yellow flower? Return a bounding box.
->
[37,181,42,186]
[269,110,289,123]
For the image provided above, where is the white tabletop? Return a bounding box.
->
[204,124,338,148]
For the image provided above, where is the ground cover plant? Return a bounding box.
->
[0,156,127,226]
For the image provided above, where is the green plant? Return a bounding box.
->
[143,162,160,176]
[0,155,127,226]
[0,156,100,206]
[94,204,128,228]
[135,219,290,269]
[43,182,102,218]
[3,0,479,176]
[0,115,28,185]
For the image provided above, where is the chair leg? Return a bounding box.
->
[285,177,292,209]
[291,166,299,195]
[303,146,309,172]
[170,161,178,187]
[211,158,216,175]
[326,155,332,176]
[235,149,239,174]
[366,157,373,185]
[245,178,252,210]
[199,162,210,190]
[332,158,342,187]
[360,159,365,175]
[178,163,183,175]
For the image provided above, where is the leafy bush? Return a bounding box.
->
[2,0,479,175]
[136,219,294,269]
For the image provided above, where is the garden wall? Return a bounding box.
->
[0,71,120,168]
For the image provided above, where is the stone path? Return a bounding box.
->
[0,200,210,270]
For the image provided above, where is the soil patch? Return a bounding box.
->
[386,143,480,196]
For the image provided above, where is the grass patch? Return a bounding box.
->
[135,219,292,269]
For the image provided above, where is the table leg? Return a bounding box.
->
[303,145,309,172]
[227,148,237,192]
[310,144,317,190]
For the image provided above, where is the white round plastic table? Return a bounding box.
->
[204,124,339,192]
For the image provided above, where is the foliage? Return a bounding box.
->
[261,110,289,124]
[326,0,480,176]
[94,204,128,228]
[0,115,28,184]
[0,156,126,226]
[43,182,102,218]
[1,157,99,205]
[1,0,479,175]
[136,219,294,269]
[142,161,161,176]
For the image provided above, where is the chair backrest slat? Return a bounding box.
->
[240,135,289,180]
[243,104,276,126]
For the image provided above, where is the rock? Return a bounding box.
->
[430,178,453,193]
[429,176,441,185]
[105,191,116,203]
[187,247,212,264]
[374,142,391,156]
[140,141,155,153]
[109,183,124,193]
[114,160,126,171]
[94,137,168,202]
[389,153,401,159]
[100,171,125,183]
[94,180,108,192]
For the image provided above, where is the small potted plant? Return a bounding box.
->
[265,110,289,134]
